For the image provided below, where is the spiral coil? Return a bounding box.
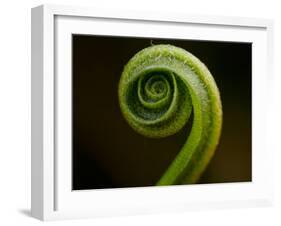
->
[118,44,222,185]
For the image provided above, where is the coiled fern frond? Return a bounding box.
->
[118,44,222,185]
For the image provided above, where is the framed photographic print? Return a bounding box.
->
[31,4,274,221]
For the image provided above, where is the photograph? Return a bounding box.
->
[72,35,252,190]
[29,2,275,222]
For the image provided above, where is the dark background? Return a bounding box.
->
[72,35,252,190]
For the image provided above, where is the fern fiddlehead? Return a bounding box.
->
[118,44,222,185]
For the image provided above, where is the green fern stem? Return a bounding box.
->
[118,44,222,185]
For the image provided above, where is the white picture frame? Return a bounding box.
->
[31,4,274,221]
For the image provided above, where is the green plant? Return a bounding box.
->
[118,44,222,185]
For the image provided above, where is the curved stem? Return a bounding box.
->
[118,44,222,185]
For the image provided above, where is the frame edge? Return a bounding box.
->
[31,5,44,221]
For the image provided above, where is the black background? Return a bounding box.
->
[72,35,252,190]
